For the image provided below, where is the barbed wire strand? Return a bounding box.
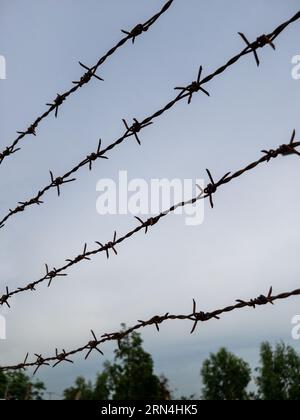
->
[1,10,299,230]
[0,0,174,166]
[0,132,299,308]
[1,285,299,373]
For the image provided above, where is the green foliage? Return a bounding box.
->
[158,375,172,400]
[201,348,251,400]
[0,370,45,400]
[63,376,94,400]
[106,326,162,400]
[256,342,300,400]
[64,325,171,400]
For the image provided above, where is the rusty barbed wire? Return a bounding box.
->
[1,10,300,231]
[0,132,299,308]
[1,285,299,373]
[0,0,174,166]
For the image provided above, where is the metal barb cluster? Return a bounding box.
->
[86,139,108,171]
[49,171,76,197]
[0,287,10,308]
[123,119,153,145]
[45,264,67,288]
[121,0,174,43]
[0,133,299,307]
[204,169,231,209]
[121,24,146,44]
[95,231,118,259]
[72,62,104,87]
[53,349,74,368]
[262,130,300,161]
[85,330,104,360]
[1,286,300,373]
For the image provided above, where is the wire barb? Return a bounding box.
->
[72,62,104,86]
[53,349,74,367]
[238,32,275,67]
[46,93,66,118]
[135,216,159,234]
[121,23,146,44]
[66,243,91,264]
[87,139,108,171]
[0,287,10,308]
[49,171,76,197]
[45,264,67,287]
[1,14,300,230]
[0,146,20,164]
[105,231,118,259]
[17,123,37,137]
[204,169,231,208]
[85,330,104,359]
[261,130,300,161]
[33,354,50,375]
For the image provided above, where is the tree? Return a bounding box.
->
[201,347,251,400]
[256,342,300,400]
[0,370,45,400]
[63,325,168,400]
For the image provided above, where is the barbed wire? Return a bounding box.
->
[0,0,174,166]
[0,132,299,308]
[1,285,299,373]
[0,10,299,231]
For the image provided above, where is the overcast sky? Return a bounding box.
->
[1,0,300,398]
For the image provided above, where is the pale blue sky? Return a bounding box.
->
[1,0,300,398]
